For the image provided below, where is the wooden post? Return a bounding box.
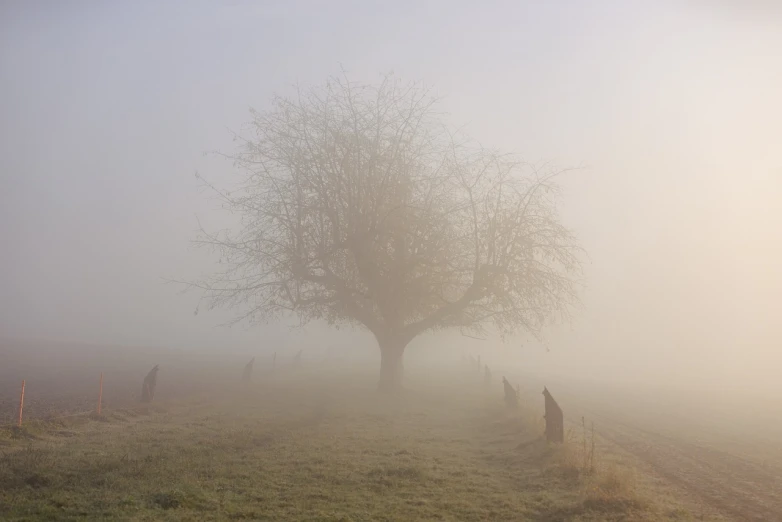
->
[17,380,25,427]
[542,386,564,443]
[242,358,254,382]
[140,365,159,403]
[97,372,104,415]
[502,377,518,409]
[582,416,587,470]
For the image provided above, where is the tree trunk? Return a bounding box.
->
[377,337,406,393]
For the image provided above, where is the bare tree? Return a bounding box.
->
[190,74,583,392]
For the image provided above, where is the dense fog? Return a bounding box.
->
[1,1,780,401]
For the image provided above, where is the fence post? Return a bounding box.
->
[17,380,25,427]
[97,372,104,415]
[582,416,587,470]
[542,386,564,443]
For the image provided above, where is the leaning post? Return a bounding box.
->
[97,372,104,415]
[17,380,26,427]
[542,386,564,443]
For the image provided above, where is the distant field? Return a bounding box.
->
[1,339,777,520]
[0,339,257,424]
[0,355,702,521]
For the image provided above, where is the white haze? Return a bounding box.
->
[1,1,780,400]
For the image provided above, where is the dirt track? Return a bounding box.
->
[564,397,782,522]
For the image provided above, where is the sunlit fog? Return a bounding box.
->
[3,1,779,396]
[2,2,782,520]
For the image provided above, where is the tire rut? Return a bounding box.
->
[579,407,782,522]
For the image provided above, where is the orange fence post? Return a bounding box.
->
[17,380,25,427]
[97,372,104,415]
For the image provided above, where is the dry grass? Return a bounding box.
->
[583,464,644,512]
[0,368,697,521]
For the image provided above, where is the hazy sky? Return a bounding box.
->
[1,1,780,394]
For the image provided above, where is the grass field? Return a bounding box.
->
[0,362,710,522]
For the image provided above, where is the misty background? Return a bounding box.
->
[1,1,780,399]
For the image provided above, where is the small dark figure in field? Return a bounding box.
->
[242,357,254,382]
[502,377,518,409]
[141,365,159,403]
[272,351,277,372]
[542,386,564,443]
[293,350,302,368]
[484,365,492,386]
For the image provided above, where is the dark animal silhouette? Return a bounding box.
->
[542,386,564,443]
[141,365,159,403]
[502,376,518,409]
[242,357,254,382]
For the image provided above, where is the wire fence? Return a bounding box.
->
[1,377,102,429]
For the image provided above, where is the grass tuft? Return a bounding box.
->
[584,464,646,513]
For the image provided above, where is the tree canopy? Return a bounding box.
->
[192,74,583,390]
